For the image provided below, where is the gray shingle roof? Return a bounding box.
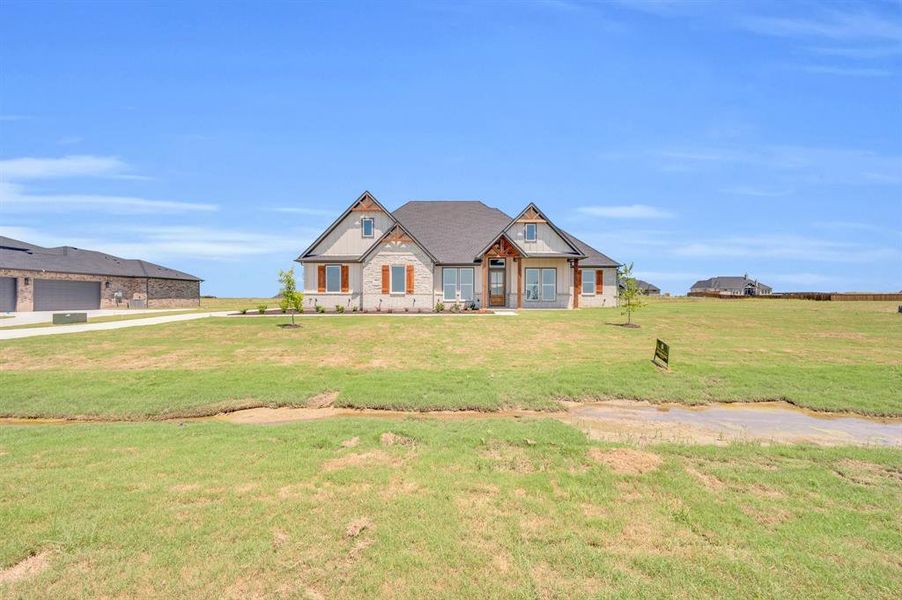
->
[559,232,620,268]
[0,236,202,281]
[392,201,620,267]
[392,201,512,264]
[690,276,771,292]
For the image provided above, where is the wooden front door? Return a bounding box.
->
[488,268,506,307]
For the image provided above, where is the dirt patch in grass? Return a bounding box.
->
[380,432,415,447]
[306,392,338,409]
[588,447,662,475]
[833,459,902,486]
[345,517,372,538]
[685,465,725,491]
[0,551,51,585]
[340,436,359,448]
[322,450,403,472]
[481,441,535,473]
[742,505,793,527]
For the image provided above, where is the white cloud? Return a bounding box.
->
[0,224,312,262]
[634,270,705,282]
[808,44,902,59]
[0,155,129,180]
[721,186,794,197]
[0,181,217,214]
[795,64,892,77]
[740,10,902,42]
[672,234,901,263]
[658,145,902,185]
[270,207,334,217]
[577,204,674,219]
[763,272,843,286]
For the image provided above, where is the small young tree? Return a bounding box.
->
[278,268,303,326]
[618,262,646,326]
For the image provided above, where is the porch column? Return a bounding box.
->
[482,259,488,309]
[572,260,579,309]
[517,258,523,309]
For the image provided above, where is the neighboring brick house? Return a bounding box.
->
[296,192,620,311]
[0,236,201,312]
[689,275,772,296]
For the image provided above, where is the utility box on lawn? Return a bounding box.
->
[53,312,88,325]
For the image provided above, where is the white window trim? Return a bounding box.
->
[325,264,342,294]
[390,264,407,295]
[524,223,537,242]
[361,217,375,238]
[443,267,474,302]
[581,269,596,296]
[524,267,556,302]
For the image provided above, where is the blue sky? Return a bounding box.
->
[1,0,900,296]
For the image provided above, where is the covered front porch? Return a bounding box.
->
[479,236,576,309]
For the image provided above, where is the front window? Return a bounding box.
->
[525,268,540,301]
[391,265,406,294]
[525,267,556,301]
[325,264,341,293]
[542,268,556,301]
[524,223,537,242]
[459,268,474,300]
[443,268,475,301]
[443,268,458,301]
[582,269,595,295]
[361,218,374,238]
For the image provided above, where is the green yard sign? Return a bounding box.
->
[653,338,670,369]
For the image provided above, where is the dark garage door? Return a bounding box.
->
[34,279,101,311]
[0,277,16,312]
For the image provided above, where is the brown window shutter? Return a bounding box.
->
[575,268,582,291]
[341,265,349,293]
[596,270,603,294]
[406,264,414,294]
[381,265,390,294]
[317,265,326,293]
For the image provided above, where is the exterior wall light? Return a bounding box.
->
[24,277,31,286]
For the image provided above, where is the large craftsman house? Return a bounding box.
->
[296,192,620,311]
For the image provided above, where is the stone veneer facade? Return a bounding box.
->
[0,268,200,311]
[361,241,434,311]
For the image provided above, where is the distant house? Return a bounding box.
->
[295,191,620,311]
[619,278,660,295]
[689,275,772,296]
[0,236,201,312]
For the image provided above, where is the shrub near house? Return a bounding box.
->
[296,192,620,312]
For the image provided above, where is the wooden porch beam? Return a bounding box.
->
[482,259,488,309]
[517,258,523,309]
[572,261,579,309]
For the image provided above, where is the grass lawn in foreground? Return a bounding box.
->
[1,418,899,598]
[1,298,900,418]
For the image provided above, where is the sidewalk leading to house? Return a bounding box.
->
[0,311,229,340]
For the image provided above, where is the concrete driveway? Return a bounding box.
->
[0,308,184,327]
[0,310,228,340]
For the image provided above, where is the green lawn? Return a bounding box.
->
[1,298,899,418]
[1,418,899,598]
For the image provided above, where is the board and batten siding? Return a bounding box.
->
[513,258,572,309]
[505,222,574,255]
[307,211,394,257]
